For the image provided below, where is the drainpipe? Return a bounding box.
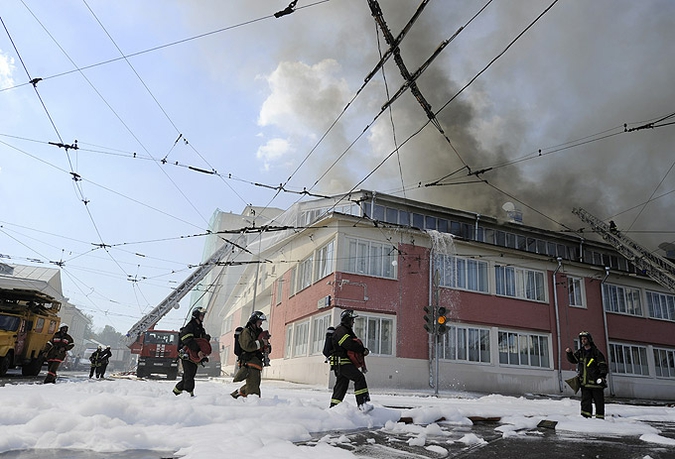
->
[553,257,563,392]
[428,253,434,389]
[475,214,481,241]
[600,266,614,396]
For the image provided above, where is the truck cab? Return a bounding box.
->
[134,329,180,380]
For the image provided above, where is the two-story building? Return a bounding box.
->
[199,190,675,400]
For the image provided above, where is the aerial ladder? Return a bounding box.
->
[122,241,232,348]
[572,207,675,293]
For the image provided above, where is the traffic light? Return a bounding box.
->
[436,306,448,334]
[423,305,435,334]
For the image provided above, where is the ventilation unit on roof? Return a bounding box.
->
[502,202,523,224]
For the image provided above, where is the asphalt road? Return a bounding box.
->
[306,419,675,459]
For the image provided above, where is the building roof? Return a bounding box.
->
[0,263,66,305]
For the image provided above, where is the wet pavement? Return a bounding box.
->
[304,419,675,458]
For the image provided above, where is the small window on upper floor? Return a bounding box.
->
[567,276,585,308]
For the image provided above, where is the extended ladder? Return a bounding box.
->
[123,241,232,347]
[572,207,675,293]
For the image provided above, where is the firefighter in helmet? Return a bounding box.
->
[43,323,75,384]
[231,310,270,399]
[566,331,608,418]
[89,345,102,379]
[329,309,372,412]
[173,307,209,396]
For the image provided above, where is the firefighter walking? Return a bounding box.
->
[89,345,102,379]
[173,307,209,397]
[43,324,75,384]
[328,310,372,412]
[97,346,113,378]
[231,311,270,399]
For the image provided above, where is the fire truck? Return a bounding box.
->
[0,287,61,376]
[132,329,180,379]
[123,242,232,378]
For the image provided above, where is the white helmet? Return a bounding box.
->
[59,323,69,330]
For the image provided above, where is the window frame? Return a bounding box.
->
[495,265,546,302]
[567,275,585,308]
[498,330,551,368]
[353,313,394,356]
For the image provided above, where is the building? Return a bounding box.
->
[200,190,675,400]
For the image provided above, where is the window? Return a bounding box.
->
[310,314,331,355]
[435,254,488,293]
[654,348,675,378]
[315,240,335,281]
[602,284,642,316]
[353,314,393,356]
[292,321,309,357]
[276,278,283,305]
[609,342,648,375]
[568,276,584,307]
[495,265,546,301]
[0,314,20,332]
[346,238,396,279]
[35,317,45,333]
[441,325,490,363]
[645,291,675,321]
[498,331,550,368]
[289,267,297,296]
[285,325,293,358]
[223,315,234,334]
[297,256,313,292]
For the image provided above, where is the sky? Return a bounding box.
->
[1,0,674,334]
[1,377,675,458]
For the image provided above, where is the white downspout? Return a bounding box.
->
[553,257,563,392]
[600,266,614,396]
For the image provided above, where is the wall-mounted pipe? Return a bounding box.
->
[600,266,615,396]
[553,257,564,392]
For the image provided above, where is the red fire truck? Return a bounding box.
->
[132,329,180,380]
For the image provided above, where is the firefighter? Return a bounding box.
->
[97,345,113,378]
[43,323,75,384]
[173,307,209,396]
[566,331,609,418]
[231,311,270,399]
[89,345,102,379]
[329,309,372,412]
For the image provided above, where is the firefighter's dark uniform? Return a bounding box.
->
[89,348,101,379]
[329,322,370,408]
[43,327,75,384]
[232,322,266,398]
[566,337,608,418]
[97,347,113,378]
[173,315,207,396]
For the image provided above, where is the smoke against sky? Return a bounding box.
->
[1,0,674,331]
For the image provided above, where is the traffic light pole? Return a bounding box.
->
[433,271,440,396]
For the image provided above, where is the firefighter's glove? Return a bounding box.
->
[363,348,370,356]
[205,334,211,341]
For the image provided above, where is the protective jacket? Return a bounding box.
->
[179,317,208,354]
[566,344,608,389]
[98,348,112,365]
[45,330,75,361]
[238,323,265,371]
[330,323,366,367]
